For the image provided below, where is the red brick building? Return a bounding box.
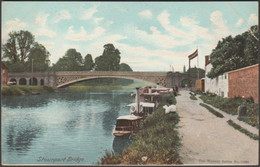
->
[1,62,8,85]
[228,64,259,103]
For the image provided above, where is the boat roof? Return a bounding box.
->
[127,102,155,107]
[141,92,160,96]
[117,115,143,120]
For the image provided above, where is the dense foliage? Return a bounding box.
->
[2,30,51,72]
[52,49,84,71]
[94,44,121,71]
[3,30,133,73]
[186,67,205,77]
[119,63,133,71]
[207,25,259,78]
[199,92,259,128]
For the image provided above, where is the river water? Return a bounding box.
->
[1,90,135,165]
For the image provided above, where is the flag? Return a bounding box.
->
[188,49,198,60]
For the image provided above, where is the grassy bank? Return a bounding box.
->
[197,91,259,129]
[2,85,54,96]
[99,94,182,165]
[200,103,224,118]
[227,120,259,140]
[190,94,197,100]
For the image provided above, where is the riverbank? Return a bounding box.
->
[1,85,54,96]
[195,91,259,129]
[99,94,182,165]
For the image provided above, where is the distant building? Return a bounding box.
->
[1,62,8,85]
[204,56,229,97]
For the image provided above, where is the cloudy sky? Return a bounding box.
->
[2,1,258,71]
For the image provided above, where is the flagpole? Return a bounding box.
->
[197,46,199,80]
[188,59,190,88]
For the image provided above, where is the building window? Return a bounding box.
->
[225,74,227,79]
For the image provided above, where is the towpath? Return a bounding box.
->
[176,89,259,165]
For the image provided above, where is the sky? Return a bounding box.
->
[1,1,258,72]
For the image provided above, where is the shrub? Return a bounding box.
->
[190,94,197,100]
[199,94,259,128]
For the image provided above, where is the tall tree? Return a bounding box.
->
[94,44,121,71]
[119,63,133,71]
[52,48,84,71]
[183,65,186,73]
[26,42,51,72]
[84,54,94,71]
[186,66,205,76]
[207,25,259,79]
[3,30,35,63]
[244,25,259,65]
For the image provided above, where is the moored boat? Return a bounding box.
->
[31,92,40,95]
[127,102,155,118]
[112,115,143,137]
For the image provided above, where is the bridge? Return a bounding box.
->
[8,71,202,89]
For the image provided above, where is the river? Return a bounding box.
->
[1,89,135,165]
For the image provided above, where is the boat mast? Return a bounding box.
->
[136,87,140,113]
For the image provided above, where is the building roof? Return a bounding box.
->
[141,92,160,96]
[117,115,142,120]
[127,102,155,108]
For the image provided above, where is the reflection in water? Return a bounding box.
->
[112,137,132,154]
[64,115,81,131]
[102,92,134,135]
[102,109,119,135]
[6,122,43,155]
[2,89,135,164]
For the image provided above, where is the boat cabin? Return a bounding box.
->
[127,102,155,117]
[113,115,143,137]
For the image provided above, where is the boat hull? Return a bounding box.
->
[112,130,132,137]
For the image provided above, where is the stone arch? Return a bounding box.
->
[19,78,27,85]
[181,78,191,88]
[9,78,17,85]
[40,79,44,85]
[29,78,38,85]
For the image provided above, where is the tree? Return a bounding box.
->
[186,66,205,76]
[94,44,121,71]
[52,49,84,71]
[183,65,186,73]
[244,25,259,65]
[84,54,94,71]
[27,42,51,72]
[3,30,35,63]
[207,25,259,79]
[119,63,133,71]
